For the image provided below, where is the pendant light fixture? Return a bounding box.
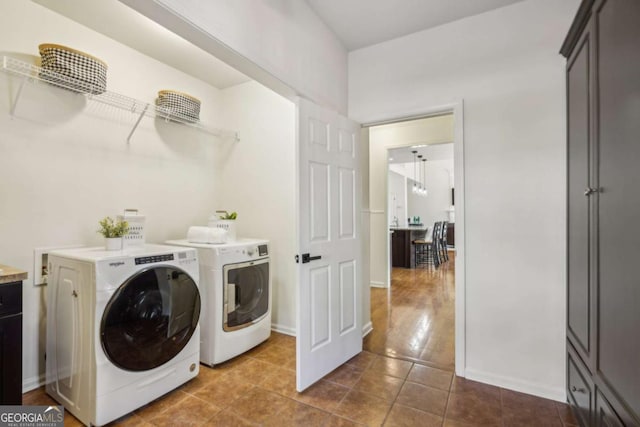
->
[411,150,418,194]
[422,158,428,196]
[417,155,424,194]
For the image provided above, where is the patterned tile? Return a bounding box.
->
[192,375,254,408]
[384,403,443,427]
[367,356,413,379]
[262,400,330,427]
[258,366,298,398]
[292,380,350,412]
[445,392,502,426]
[226,388,290,423]
[352,370,404,402]
[396,382,449,416]
[333,390,392,426]
[406,364,453,391]
[323,363,365,388]
[148,395,219,426]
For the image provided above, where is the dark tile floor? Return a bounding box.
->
[24,252,578,426]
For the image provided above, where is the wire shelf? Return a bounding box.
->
[0,55,239,143]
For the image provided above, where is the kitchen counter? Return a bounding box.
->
[0,264,28,284]
[390,227,429,268]
[389,225,428,231]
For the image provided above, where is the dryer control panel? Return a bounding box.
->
[219,245,268,257]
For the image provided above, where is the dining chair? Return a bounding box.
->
[412,226,439,268]
[440,221,449,262]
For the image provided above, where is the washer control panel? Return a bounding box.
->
[135,254,174,265]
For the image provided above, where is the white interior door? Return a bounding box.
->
[296,97,362,391]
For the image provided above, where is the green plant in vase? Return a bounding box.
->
[98,216,129,250]
[216,210,237,220]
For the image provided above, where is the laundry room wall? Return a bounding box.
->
[219,82,297,335]
[0,0,229,391]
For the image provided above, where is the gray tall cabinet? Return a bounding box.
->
[561,0,640,425]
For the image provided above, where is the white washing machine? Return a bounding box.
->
[166,239,271,366]
[45,244,201,426]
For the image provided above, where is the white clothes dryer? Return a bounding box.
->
[166,239,271,366]
[45,244,200,426]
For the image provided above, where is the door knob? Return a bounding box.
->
[584,187,599,196]
[301,253,322,264]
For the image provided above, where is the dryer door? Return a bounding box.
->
[100,266,200,371]
[223,258,269,331]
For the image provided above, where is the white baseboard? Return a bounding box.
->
[370,281,387,288]
[362,322,373,337]
[464,368,566,402]
[23,373,45,393]
[271,323,296,337]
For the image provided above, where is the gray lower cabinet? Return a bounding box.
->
[0,280,22,405]
[568,343,594,426]
[562,0,640,425]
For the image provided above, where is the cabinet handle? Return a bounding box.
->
[571,385,586,394]
[584,187,599,196]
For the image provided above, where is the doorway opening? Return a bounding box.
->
[362,104,465,376]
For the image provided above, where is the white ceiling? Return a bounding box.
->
[306,0,526,50]
[389,143,453,165]
[32,0,526,87]
[32,0,251,89]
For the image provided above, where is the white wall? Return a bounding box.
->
[219,81,296,335]
[351,0,580,400]
[120,0,348,115]
[388,170,406,226]
[0,0,230,390]
[406,159,453,225]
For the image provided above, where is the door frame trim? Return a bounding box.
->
[362,100,466,377]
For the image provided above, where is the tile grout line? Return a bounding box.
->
[440,373,455,427]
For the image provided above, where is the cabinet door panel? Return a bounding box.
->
[566,25,592,362]
[0,314,22,405]
[595,391,624,427]
[568,343,593,427]
[596,0,640,419]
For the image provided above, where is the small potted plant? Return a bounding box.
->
[98,216,129,251]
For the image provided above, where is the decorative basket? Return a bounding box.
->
[209,220,236,242]
[155,90,201,122]
[117,209,146,248]
[38,43,108,94]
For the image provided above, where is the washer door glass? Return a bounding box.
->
[101,266,200,371]
[224,258,269,331]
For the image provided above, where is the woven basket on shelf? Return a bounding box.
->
[155,90,201,122]
[38,43,108,94]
